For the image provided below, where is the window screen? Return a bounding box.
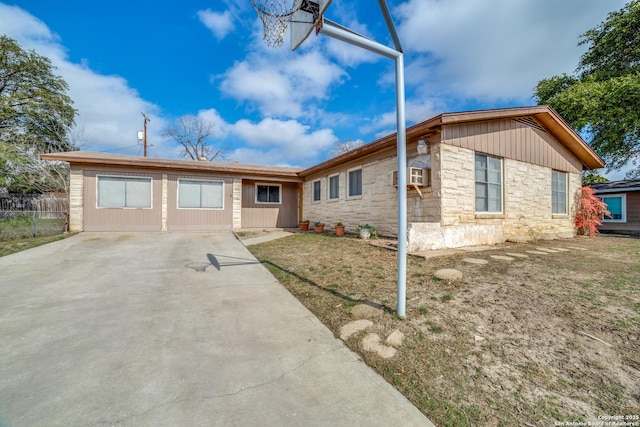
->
[256,184,281,203]
[329,175,339,199]
[348,169,362,197]
[98,176,151,208]
[178,180,223,209]
[313,181,321,201]
[475,154,502,213]
[551,171,567,214]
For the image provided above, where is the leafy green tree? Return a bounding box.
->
[534,1,640,177]
[0,35,77,193]
[582,172,609,184]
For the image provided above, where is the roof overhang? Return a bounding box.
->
[300,105,605,177]
[40,151,303,182]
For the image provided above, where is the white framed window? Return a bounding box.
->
[329,174,339,200]
[551,171,567,214]
[313,180,321,202]
[348,168,362,197]
[256,183,281,204]
[475,153,502,213]
[178,179,224,209]
[97,175,152,209]
[601,194,626,222]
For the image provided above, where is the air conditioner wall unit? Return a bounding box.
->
[392,167,430,188]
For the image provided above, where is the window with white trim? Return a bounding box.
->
[329,174,339,199]
[551,171,567,214]
[97,176,152,208]
[475,153,502,213]
[313,180,321,201]
[256,183,281,204]
[348,168,362,197]
[601,194,626,222]
[178,179,224,209]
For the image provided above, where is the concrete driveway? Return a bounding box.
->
[0,232,433,427]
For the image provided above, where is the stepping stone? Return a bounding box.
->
[526,250,549,255]
[506,253,529,258]
[351,303,384,319]
[490,255,514,261]
[555,248,571,252]
[537,247,559,253]
[566,246,588,251]
[463,258,489,265]
[433,268,463,282]
[340,319,374,341]
[385,329,405,348]
[362,333,397,359]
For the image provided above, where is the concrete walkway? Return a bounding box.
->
[0,232,433,427]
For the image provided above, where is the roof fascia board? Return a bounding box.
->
[40,153,303,181]
[592,187,640,194]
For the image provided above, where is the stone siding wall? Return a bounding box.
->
[303,153,439,237]
[69,167,84,232]
[411,144,580,250]
[304,143,580,248]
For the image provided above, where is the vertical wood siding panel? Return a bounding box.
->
[241,180,298,228]
[442,118,582,174]
[83,168,162,231]
[166,174,233,230]
[628,192,640,223]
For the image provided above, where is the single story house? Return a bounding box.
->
[589,180,640,236]
[39,151,303,232]
[42,105,605,251]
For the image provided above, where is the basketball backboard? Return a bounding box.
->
[290,0,332,51]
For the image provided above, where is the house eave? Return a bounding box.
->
[40,151,304,182]
[299,106,604,177]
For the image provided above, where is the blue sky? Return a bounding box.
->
[1,1,629,177]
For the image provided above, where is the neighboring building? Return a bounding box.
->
[589,180,640,236]
[43,106,605,251]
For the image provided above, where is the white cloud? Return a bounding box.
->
[0,4,171,157]
[198,9,235,40]
[195,109,230,139]
[230,117,338,165]
[396,0,629,104]
[219,50,345,118]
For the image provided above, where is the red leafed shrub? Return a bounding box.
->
[574,186,611,236]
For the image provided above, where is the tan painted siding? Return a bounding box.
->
[83,168,162,231]
[241,180,298,228]
[443,119,583,174]
[166,173,233,231]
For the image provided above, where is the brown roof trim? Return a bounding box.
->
[42,106,605,180]
[299,105,604,177]
[40,151,303,181]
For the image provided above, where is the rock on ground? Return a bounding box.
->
[340,319,373,340]
[351,303,384,319]
[433,268,463,282]
[362,333,397,359]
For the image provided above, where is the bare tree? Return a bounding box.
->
[332,139,365,157]
[161,116,225,161]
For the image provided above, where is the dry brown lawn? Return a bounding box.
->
[247,232,640,426]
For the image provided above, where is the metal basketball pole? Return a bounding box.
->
[318,3,407,317]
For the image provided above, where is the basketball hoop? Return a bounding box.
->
[249,0,304,48]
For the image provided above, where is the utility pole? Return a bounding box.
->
[142,112,150,157]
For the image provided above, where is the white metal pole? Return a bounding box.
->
[319,17,407,318]
[395,53,407,318]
